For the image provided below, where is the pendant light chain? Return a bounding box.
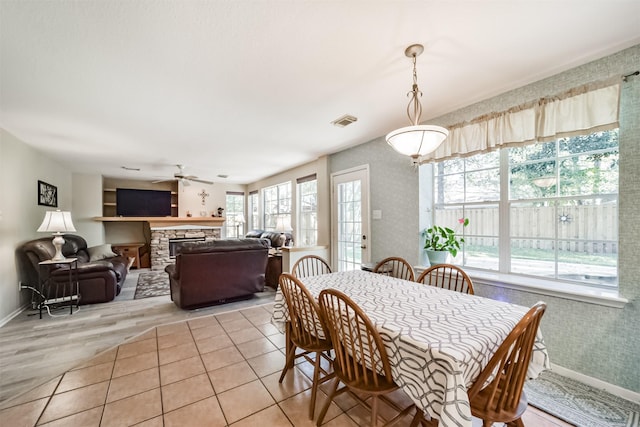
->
[407,52,423,126]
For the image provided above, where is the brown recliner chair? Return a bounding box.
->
[17,235,129,304]
[165,238,269,309]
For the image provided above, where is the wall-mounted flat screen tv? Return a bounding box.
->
[116,188,172,217]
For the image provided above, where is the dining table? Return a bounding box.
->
[271,269,549,427]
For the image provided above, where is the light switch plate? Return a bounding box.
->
[372,210,382,220]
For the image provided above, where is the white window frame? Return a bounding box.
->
[225,192,245,238]
[248,191,260,231]
[297,174,318,247]
[263,181,291,231]
[426,130,626,308]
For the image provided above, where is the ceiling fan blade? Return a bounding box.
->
[188,178,214,185]
[181,178,191,186]
[152,178,175,184]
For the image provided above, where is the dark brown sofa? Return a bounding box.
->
[16,235,129,304]
[245,229,293,247]
[165,238,269,309]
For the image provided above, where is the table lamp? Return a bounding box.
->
[37,210,76,261]
[274,216,292,248]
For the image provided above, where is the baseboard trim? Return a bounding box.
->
[551,363,640,403]
[0,303,29,328]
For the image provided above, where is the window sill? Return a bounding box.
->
[414,266,628,308]
[466,269,628,309]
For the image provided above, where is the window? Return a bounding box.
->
[248,191,259,231]
[225,192,245,238]
[432,129,618,288]
[263,182,291,231]
[297,174,317,246]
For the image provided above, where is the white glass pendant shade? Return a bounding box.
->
[385,124,449,157]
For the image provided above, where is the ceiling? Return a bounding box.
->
[2,1,639,184]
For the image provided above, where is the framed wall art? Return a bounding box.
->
[38,180,58,207]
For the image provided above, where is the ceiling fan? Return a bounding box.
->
[152,164,213,186]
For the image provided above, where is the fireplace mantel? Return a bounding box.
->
[94,216,226,228]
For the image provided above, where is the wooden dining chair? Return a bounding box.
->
[411,302,547,427]
[373,256,415,281]
[292,255,332,278]
[278,273,334,419]
[415,264,475,294]
[317,288,416,427]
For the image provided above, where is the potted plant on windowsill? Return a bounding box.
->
[422,218,469,265]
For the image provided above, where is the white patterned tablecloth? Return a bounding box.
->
[271,270,549,427]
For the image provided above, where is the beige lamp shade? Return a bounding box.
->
[274,216,292,233]
[38,210,76,261]
[37,210,76,233]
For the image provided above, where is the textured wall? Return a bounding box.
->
[329,137,421,266]
[330,45,640,392]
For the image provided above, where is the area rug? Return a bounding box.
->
[525,371,640,427]
[134,271,170,299]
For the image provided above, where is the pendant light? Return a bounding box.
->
[385,44,448,164]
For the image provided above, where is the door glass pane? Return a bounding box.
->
[337,180,362,271]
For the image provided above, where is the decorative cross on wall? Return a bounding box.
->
[198,189,210,206]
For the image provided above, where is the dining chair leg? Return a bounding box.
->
[371,395,379,427]
[308,351,322,419]
[410,410,422,427]
[316,377,340,426]
[285,321,293,353]
[278,343,297,383]
[507,419,524,427]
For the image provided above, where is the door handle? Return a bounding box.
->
[361,245,367,249]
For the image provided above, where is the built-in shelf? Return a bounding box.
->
[102,180,179,217]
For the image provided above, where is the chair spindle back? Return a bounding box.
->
[292,255,332,278]
[416,263,475,294]
[373,257,415,282]
[279,273,329,345]
[318,288,393,388]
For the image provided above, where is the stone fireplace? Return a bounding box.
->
[150,225,221,271]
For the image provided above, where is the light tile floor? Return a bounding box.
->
[0,303,571,426]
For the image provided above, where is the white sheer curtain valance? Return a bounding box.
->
[421,78,621,162]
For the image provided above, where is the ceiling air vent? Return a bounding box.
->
[331,114,358,127]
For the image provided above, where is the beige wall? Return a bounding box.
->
[72,173,104,246]
[178,181,246,238]
[247,156,330,247]
[0,129,73,323]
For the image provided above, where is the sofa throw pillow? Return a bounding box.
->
[88,244,117,261]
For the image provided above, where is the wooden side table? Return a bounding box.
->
[112,243,146,269]
[266,253,282,289]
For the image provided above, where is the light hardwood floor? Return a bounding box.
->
[0,270,571,426]
[0,269,276,404]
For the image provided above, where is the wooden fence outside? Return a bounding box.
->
[434,204,618,254]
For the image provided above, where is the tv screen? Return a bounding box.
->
[116,188,172,217]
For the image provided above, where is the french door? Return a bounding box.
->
[331,165,370,271]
